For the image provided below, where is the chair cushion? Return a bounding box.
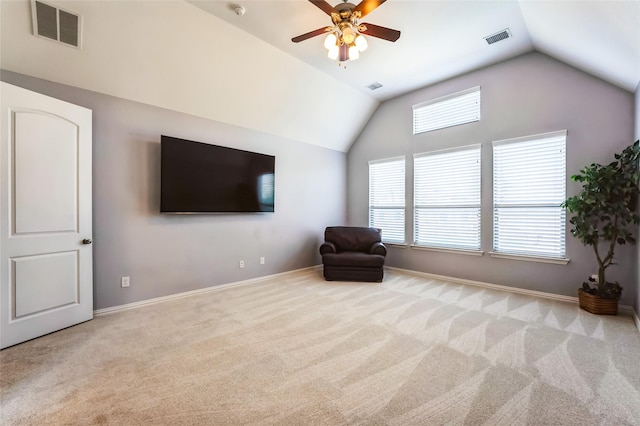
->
[325,227,381,253]
[322,252,385,268]
[323,266,383,282]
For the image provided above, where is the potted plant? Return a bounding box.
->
[563,140,640,314]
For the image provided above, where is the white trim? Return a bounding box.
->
[368,155,406,165]
[411,245,484,256]
[386,266,639,333]
[413,143,482,158]
[489,252,570,265]
[492,129,567,147]
[619,305,640,331]
[94,266,321,316]
[386,266,578,302]
[412,86,480,110]
[93,264,639,334]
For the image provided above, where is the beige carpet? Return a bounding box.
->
[1,268,640,425]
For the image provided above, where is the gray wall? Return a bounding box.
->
[2,71,346,310]
[348,52,636,305]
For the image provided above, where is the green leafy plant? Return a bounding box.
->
[562,140,640,299]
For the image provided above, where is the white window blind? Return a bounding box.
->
[414,145,481,250]
[413,86,480,135]
[369,157,405,244]
[492,131,567,258]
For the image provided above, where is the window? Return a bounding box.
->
[369,157,405,244]
[412,86,480,135]
[414,145,481,250]
[492,131,567,259]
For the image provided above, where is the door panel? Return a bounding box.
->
[14,251,78,318]
[1,82,92,349]
[14,111,78,234]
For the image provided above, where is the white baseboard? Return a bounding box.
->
[386,266,640,333]
[94,264,639,334]
[386,266,578,303]
[620,305,640,331]
[94,266,322,316]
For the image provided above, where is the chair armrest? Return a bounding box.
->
[369,242,387,256]
[319,242,337,255]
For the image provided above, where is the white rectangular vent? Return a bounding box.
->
[484,29,511,45]
[31,0,82,48]
[367,82,383,91]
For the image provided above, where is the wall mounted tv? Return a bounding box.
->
[160,135,275,213]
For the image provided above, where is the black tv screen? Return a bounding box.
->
[160,135,275,213]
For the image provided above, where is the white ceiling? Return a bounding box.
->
[2,1,637,153]
[189,0,640,101]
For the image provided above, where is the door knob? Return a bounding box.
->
[82,239,92,245]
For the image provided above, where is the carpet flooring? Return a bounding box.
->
[1,268,639,425]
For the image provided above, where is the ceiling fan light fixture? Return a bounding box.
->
[291,0,400,63]
[341,26,356,45]
[348,45,360,60]
[355,35,367,52]
[328,44,339,60]
[324,32,337,49]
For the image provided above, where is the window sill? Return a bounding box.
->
[411,245,484,256]
[384,243,408,248]
[489,252,570,265]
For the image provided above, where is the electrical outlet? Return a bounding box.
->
[260,257,265,265]
[121,276,130,288]
[239,260,245,269]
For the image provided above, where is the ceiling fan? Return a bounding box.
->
[291,0,400,62]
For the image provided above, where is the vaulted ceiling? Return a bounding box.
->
[191,0,640,101]
[1,1,638,153]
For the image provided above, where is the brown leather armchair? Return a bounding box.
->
[319,227,387,282]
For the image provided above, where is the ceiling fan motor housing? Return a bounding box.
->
[292,0,401,61]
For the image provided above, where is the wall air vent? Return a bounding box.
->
[367,82,383,91]
[31,0,82,48]
[484,28,511,45]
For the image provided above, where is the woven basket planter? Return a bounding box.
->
[578,288,618,315]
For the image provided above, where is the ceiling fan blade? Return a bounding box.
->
[291,27,329,43]
[309,0,335,16]
[352,0,386,18]
[361,23,401,42]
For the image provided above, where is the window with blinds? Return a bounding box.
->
[492,131,567,258]
[414,145,481,250]
[369,157,405,244]
[412,86,480,135]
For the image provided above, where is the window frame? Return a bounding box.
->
[413,144,482,252]
[412,86,481,135]
[368,156,406,245]
[491,130,569,263]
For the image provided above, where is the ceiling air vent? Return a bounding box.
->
[484,28,511,45]
[367,82,383,91]
[31,0,82,48]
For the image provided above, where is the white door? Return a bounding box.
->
[0,82,93,349]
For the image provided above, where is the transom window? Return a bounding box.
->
[412,86,481,135]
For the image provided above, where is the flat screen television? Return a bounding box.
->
[160,135,275,213]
